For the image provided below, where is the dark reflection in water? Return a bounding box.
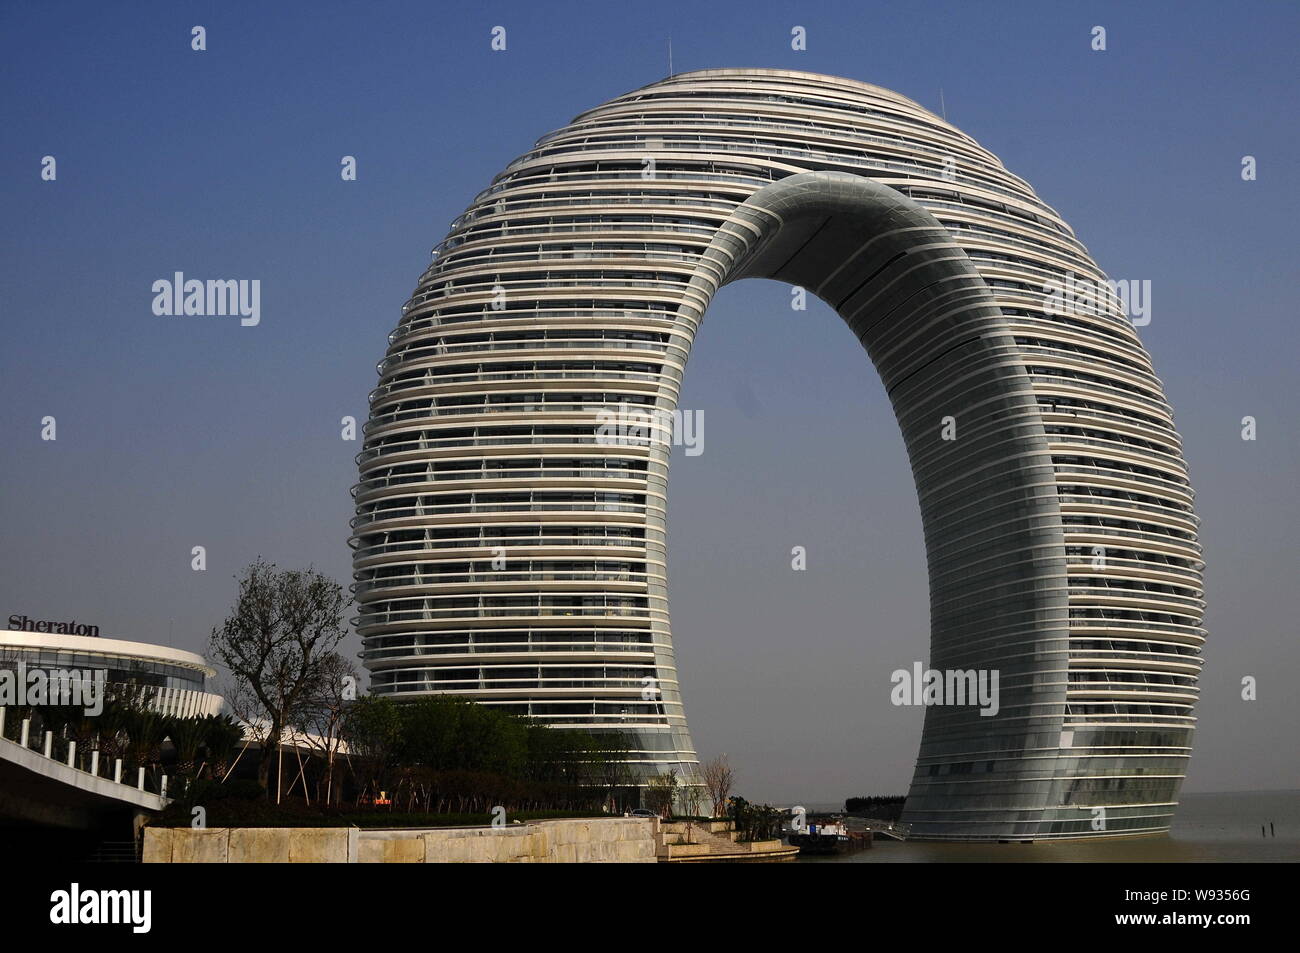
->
[803,791,1300,863]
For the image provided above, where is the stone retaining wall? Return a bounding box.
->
[143,817,657,863]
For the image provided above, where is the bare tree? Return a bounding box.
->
[222,678,269,780]
[299,651,358,805]
[702,754,734,817]
[681,781,704,818]
[208,559,349,794]
[645,769,679,818]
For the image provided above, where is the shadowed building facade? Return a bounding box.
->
[352,69,1205,840]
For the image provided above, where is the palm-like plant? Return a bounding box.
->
[167,715,208,779]
[93,698,132,773]
[202,713,245,781]
[66,709,101,770]
[34,703,74,735]
[125,706,166,783]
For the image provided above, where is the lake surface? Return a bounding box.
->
[801,790,1299,862]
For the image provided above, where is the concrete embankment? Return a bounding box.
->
[657,820,799,862]
[144,816,658,863]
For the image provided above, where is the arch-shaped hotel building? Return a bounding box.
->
[351,69,1205,840]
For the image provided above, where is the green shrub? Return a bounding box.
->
[181,778,266,803]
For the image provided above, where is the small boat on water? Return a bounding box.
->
[787,821,872,855]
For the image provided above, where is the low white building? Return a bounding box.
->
[0,629,222,717]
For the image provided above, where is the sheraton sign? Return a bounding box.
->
[7,614,99,638]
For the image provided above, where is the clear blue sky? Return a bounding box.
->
[2,0,1296,801]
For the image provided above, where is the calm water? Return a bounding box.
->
[802,790,1300,862]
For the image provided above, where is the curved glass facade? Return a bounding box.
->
[0,632,221,718]
[353,69,1204,839]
